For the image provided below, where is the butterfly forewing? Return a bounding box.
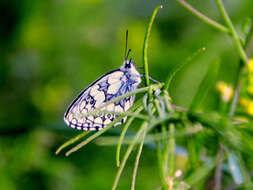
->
[64,70,136,131]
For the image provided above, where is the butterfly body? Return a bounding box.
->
[64,60,141,131]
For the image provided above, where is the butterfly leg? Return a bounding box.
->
[140,74,161,84]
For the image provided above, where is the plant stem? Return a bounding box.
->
[65,114,127,156]
[229,61,244,118]
[78,110,149,121]
[116,106,144,167]
[164,47,206,91]
[55,131,90,155]
[176,0,229,34]
[131,124,147,190]
[216,0,248,64]
[112,122,148,190]
[168,124,175,177]
[214,145,224,190]
[143,5,163,87]
[78,84,162,117]
[214,2,249,188]
[157,141,168,189]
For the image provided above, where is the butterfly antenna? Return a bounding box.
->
[124,30,128,60]
[124,30,132,60]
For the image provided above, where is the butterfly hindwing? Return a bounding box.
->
[64,70,135,131]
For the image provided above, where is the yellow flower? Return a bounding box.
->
[247,101,253,116]
[240,98,249,107]
[247,85,253,95]
[248,59,253,73]
[240,98,253,116]
[216,81,233,102]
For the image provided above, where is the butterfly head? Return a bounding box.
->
[120,59,136,71]
[120,59,141,85]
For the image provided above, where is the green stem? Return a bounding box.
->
[65,114,127,156]
[164,47,206,91]
[216,0,248,64]
[96,125,203,146]
[229,61,244,118]
[176,0,229,34]
[79,84,161,117]
[116,106,144,167]
[131,124,147,190]
[112,122,148,190]
[154,99,163,117]
[78,110,149,121]
[143,5,163,87]
[157,141,168,189]
[55,131,90,155]
[168,124,175,177]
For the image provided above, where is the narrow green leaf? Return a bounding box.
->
[142,5,163,87]
[168,124,175,177]
[116,106,144,167]
[242,18,252,38]
[55,131,90,155]
[185,159,216,186]
[189,58,220,112]
[112,122,148,190]
[164,47,206,91]
[131,124,147,190]
[65,114,127,156]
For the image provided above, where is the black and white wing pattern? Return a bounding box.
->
[64,63,141,131]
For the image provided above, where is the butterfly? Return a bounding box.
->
[64,31,142,131]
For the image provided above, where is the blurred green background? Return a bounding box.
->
[1,0,253,189]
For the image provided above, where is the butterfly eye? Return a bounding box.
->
[125,63,131,69]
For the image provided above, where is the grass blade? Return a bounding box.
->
[189,58,220,112]
[185,159,216,186]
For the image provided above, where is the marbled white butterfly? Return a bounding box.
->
[64,31,141,131]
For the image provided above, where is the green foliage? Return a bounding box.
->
[2,0,253,190]
[189,58,220,112]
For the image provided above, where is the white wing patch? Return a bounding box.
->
[64,70,136,131]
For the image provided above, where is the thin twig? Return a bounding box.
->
[176,0,229,34]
